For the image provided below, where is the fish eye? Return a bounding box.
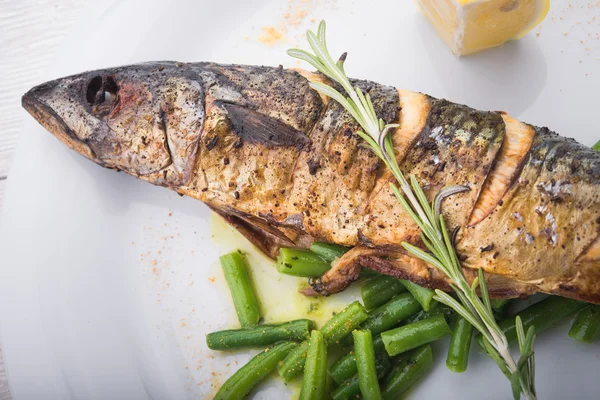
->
[86,76,103,104]
[86,76,119,113]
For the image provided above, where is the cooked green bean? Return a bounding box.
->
[214,341,297,400]
[400,280,436,312]
[321,301,369,345]
[406,303,455,325]
[305,242,376,278]
[569,305,600,343]
[299,330,328,400]
[445,316,474,373]
[353,330,382,400]
[331,354,391,400]
[490,298,510,310]
[310,242,349,263]
[381,345,433,400]
[220,252,261,328]
[593,140,600,151]
[278,302,368,382]
[341,292,421,347]
[382,314,451,356]
[206,319,314,350]
[278,340,309,382]
[490,298,511,319]
[477,296,586,349]
[329,335,386,385]
[362,276,407,311]
[277,248,331,277]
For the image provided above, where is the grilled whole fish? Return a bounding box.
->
[22,62,600,304]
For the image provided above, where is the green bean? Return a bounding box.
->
[206,319,314,350]
[277,340,309,382]
[382,314,451,356]
[321,301,370,345]
[406,303,456,325]
[445,316,474,373]
[277,248,331,277]
[381,345,433,400]
[400,280,436,312]
[279,302,369,382]
[360,268,380,278]
[220,252,261,328]
[490,298,510,310]
[329,335,386,385]
[340,292,421,347]
[361,276,407,311]
[308,242,376,277]
[569,305,600,343]
[593,140,600,151]
[490,298,511,319]
[310,242,349,263]
[477,296,586,349]
[368,293,422,325]
[353,330,383,400]
[331,354,391,400]
[299,330,328,400]
[214,341,297,400]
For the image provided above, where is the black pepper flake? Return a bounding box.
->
[498,200,504,206]
[234,191,240,200]
[307,159,321,175]
[223,157,230,165]
[493,252,499,259]
[206,136,218,150]
[480,244,495,253]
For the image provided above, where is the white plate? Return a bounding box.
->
[1,0,599,399]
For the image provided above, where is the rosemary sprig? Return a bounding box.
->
[289,20,537,400]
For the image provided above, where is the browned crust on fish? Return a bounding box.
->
[23,63,600,304]
[468,113,536,225]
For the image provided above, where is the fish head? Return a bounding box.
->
[22,64,205,177]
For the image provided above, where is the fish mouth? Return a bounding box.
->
[22,87,97,161]
[22,87,73,137]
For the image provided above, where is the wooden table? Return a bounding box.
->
[0,1,90,397]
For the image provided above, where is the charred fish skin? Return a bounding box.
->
[22,62,600,304]
[360,98,506,249]
[460,127,600,303]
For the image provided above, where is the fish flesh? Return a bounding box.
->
[22,62,600,304]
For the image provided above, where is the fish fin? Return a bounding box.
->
[208,205,296,259]
[303,248,534,299]
[301,247,369,296]
[221,102,311,149]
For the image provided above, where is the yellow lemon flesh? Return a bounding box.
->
[417,0,550,56]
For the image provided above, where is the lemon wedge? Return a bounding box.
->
[417,0,550,55]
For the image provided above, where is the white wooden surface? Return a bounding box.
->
[0,0,90,208]
[0,1,91,398]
